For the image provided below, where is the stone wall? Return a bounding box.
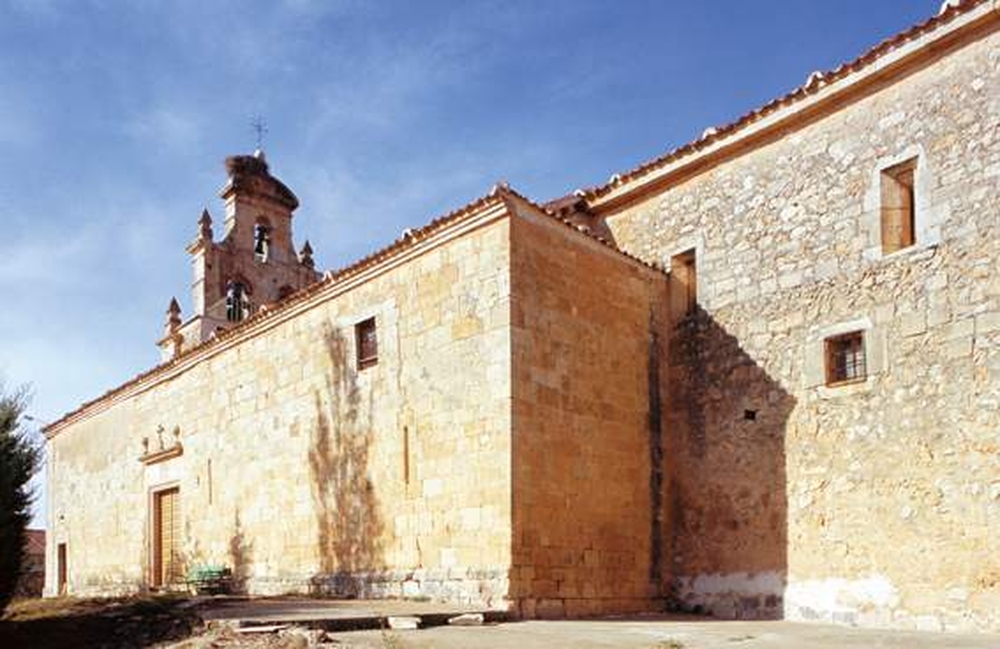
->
[602,22,1000,632]
[509,206,670,617]
[46,215,514,607]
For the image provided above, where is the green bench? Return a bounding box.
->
[187,565,233,595]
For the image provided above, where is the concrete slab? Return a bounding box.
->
[324,618,1000,649]
[198,596,507,631]
[201,597,491,620]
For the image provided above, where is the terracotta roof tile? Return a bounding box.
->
[46,180,666,436]
[499,184,666,273]
[580,0,991,202]
[44,191,507,435]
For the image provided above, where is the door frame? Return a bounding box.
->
[148,481,181,589]
[56,542,67,595]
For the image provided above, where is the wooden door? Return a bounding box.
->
[57,543,67,595]
[881,162,916,253]
[152,487,181,588]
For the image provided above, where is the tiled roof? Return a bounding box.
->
[501,185,662,273]
[44,183,660,436]
[580,0,992,204]
[44,190,508,435]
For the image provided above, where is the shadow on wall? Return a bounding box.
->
[308,323,384,596]
[228,509,253,595]
[666,304,795,620]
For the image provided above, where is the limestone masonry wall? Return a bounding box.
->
[46,216,514,607]
[604,24,1000,632]
[509,207,669,618]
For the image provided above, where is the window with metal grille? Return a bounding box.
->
[356,317,378,369]
[825,331,866,386]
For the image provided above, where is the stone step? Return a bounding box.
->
[231,610,508,633]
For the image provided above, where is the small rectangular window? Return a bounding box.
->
[825,331,866,386]
[355,317,378,369]
[880,159,916,254]
[671,249,697,317]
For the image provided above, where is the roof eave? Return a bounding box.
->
[587,0,999,214]
[44,193,511,439]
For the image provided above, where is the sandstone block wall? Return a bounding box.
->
[46,193,679,617]
[603,22,1000,632]
[509,207,669,618]
[46,216,514,607]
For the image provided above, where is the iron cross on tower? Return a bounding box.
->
[251,115,268,150]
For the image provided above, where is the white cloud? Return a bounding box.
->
[0,193,178,289]
[0,332,146,529]
[123,106,202,150]
[0,228,96,287]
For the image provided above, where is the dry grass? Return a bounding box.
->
[1,595,200,648]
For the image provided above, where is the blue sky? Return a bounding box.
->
[0,0,938,526]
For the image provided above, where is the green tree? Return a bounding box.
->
[0,385,41,612]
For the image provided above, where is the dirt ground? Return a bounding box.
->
[0,596,200,648]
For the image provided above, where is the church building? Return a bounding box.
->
[44,0,1000,633]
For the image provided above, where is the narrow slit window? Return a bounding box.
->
[880,159,916,254]
[825,331,866,386]
[671,249,697,317]
[355,317,378,369]
[403,425,410,487]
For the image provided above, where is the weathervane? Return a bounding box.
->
[251,115,268,150]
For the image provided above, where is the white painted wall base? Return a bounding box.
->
[784,575,898,627]
[673,571,784,620]
[674,572,999,633]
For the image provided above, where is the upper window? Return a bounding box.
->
[670,248,697,317]
[225,281,251,322]
[254,224,271,262]
[355,317,378,370]
[825,331,866,386]
[880,158,916,254]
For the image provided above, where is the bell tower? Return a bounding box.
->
[158,150,319,361]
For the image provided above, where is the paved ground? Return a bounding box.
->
[326,618,1000,649]
[195,600,1000,649]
